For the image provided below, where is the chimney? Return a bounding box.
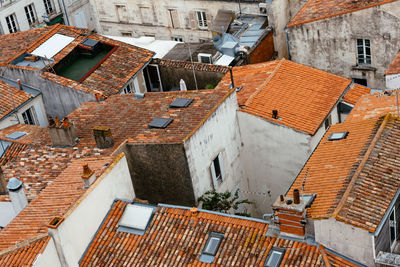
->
[48,117,77,147]
[0,167,7,195]
[17,79,22,90]
[93,126,114,149]
[273,189,307,238]
[272,110,278,119]
[81,163,96,188]
[7,178,28,214]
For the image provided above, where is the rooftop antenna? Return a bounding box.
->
[187,42,199,90]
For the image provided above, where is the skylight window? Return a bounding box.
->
[328,132,349,141]
[169,98,194,108]
[203,233,223,256]
[118,204,153,231]
[148,117,173,129]
[264,247,286,267]
[5,132,27,140]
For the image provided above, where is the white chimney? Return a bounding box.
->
[81,163,96,188]
[7,178,28,214]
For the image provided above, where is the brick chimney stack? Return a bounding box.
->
[93,126,114,149]
[48,117,77,147]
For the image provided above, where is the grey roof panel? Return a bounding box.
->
[148,118,173,129]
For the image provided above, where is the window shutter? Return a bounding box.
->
[218,152,225,181]
[171,10,180,28]
[210,161,218,189]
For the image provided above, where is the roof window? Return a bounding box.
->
[5,132,27,140]
[118,204,155,235]
[199,232,224,263]
[169,98,194,108]
[148,117,173,129]
[264,247,286,267]
[328,132,349,141]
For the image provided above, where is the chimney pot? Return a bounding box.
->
[293,189,300,204]
[93,126,114,149]
[272,110,278,119]
[7,178,28,214]
[82,163,96,188]
[279,195,284,202]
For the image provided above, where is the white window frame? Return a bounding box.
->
[196,11,207,29]
[25,4,37,25]
[22,107,37,125]
[123,82,133,94]
[6,13,18,33]
[198,53,212,64]
[43,0,54,15]
[210,152,225,189]
[357,39,371,65]
[324,114,331,131]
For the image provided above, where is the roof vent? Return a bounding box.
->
[328,132,349,141]
[169,98,194,108]
[148,118,173,129]
[118,204,155,235]
[5,132,27,140]
[7,178,28,214]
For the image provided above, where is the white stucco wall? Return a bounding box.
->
[314,218,375,266]
[0,0,61,34]
[0,94,48,130]
[35,154,135,267]
[386,73,400,90]
[90,0,261,42]
[184,92,243,201]
[33,237,61,267]
[237,105,339,217]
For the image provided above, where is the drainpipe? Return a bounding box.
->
[284,27,291,60]
[57,0,70,25]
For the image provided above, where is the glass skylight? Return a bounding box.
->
[264,247,286,267]
[118,204,153,231]
[328,132,349,141]
[203,232,224,256]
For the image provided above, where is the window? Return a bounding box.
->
[118,204,155,235]
[168,9,180,28]
[22,107,37,125]
[116,5,128,22]
[353,78,367,86]
[328,132,349,141]
[172,37,183,42]
[6,14,18,33]
[25,4,37,25]
[203,233,223,256]
[196,11,207,29]
[210,152,225,188]
[140,7,152,24]
[198,53,212,64]
[264,247,286,267]
[121,32,133,37]
[324,114,331,130]
[123,83,133,94]
[43,0,54,14]
[357,39,371,65]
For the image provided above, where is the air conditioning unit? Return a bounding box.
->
[259,3,267,14]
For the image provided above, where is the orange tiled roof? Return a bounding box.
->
[0,81,33,120]
[80,200,358,266]
[0,143,29,167]
[214,60,280,106]
[0,124,50,146]
[386,51,400,75]
[342,84,371,105]
[287,0,398,27]
[237,59,351,135]
[68,88,234,148]
[346,90,400,122]
[289,114,400,232]
[0,156,112,251]
[0,235,50,266]
[4,24,154,97]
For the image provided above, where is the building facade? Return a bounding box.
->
[89,0,263,42]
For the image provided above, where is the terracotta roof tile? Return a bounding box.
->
[346,90,400,121]
[156,59,230,74]
[289,114,400,232]
[287,0,398,27]
[0,81,33,120]
[0,156,112,250]
[0,124,50,146]
[80,200,358,266]
[68,89,234,149]
[386,51,400,75]
[236,59,351,135]
[0,143,30,167]
[342,84,371,105]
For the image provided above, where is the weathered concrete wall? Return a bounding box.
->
[287,2,400,89]
[0,0,62,34]
[249,30,275,64]
[90,0,261,42]
[35,155,135,267]
[121,143,196,206]
[0,67,95,118]
[158,66,226,90]
[314,218,375,266]
[66,0,96,30]
[184,92,243,201]
[237,105,339,217]
[386,74,400,90]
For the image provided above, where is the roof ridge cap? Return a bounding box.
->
[242,58,285,108]
[332,114,392,218]
[0,233,48,257]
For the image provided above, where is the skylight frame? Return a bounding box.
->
[117,204,156,235]
[264,247,286,267]
[169,98,194,108]
[5,132,27,140]
[148,117,173,129]
[202,232,224,256]
[328,132,349,141]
